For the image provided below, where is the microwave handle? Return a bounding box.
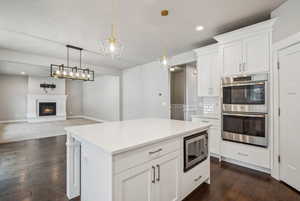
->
[223,113,266,118]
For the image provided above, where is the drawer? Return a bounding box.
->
[113,138,180,174]
[181,159,209,199]
[221,141,270,168]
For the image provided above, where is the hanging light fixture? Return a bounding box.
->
[50,45,95,81]
[159,10,172,68]
[101,0,123,58]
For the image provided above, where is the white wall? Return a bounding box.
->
[66,80,83,116]
[271,0,300,42]
[122,61,170,120]
[122,51,196,120]
[0,74,27,121]
[83,75,120,121]
[28,76,66,95]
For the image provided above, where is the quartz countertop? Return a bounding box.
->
[65,118,211,155]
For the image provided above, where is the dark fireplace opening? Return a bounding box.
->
[39,102,56,116]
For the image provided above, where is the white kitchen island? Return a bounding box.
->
[65,118,211,201]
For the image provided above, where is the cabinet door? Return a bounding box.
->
[210,52,221,96]
[153,151,180,201]
[197,51,220,96]
[209,126,221,155]
[114,162,154,201]
[243,33,270,73]
[197,54,211,96]
[222,41,243,75]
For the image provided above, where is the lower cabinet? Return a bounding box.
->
[114,151,180,201]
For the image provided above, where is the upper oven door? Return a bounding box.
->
[222,82,267,113]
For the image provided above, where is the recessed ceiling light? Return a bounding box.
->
[195,25,204,31]
[21,72,26,75]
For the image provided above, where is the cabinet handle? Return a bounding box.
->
[149,148,162,155]
[239,63,242,72]
[194,175,202,182]
[156,164,160,182]
[152,166,156,183]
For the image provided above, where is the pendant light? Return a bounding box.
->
[159,10,171,68]
[101,0,123,58]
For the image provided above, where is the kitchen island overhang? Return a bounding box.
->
[65,118,211,201]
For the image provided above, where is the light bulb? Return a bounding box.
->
[109,42,116,52]
[87,74,91,78]
[76,72,80,77]
[82,73,86,78]
[169,67,175,72]
[69,71,73,77]
[56,70,61,75]
[63,71,67,76]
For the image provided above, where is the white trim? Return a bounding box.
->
[271,31,300,180]
[194,44,219,55]
[214,18,277,43]
[68,115,106,123]
[221,156,271,174]
[0,119,27,124]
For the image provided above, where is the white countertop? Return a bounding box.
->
[65,118,211,155]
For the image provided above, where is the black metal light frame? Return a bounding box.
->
[50,45,95,81]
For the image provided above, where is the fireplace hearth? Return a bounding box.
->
[39,102,56,116]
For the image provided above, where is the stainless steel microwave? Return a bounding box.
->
[222,73,268,113]
[183,131,208,172]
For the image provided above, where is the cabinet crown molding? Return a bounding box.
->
[214,18,277,44]
[194,44,219,56]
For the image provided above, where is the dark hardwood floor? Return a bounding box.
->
[0,136,299,201]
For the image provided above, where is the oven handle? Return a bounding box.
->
[222,81,266,87]
[223,113,267,118]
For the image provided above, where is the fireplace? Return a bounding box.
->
[39,102,56,116]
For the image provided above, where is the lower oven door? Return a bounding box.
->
[222,113,268,147]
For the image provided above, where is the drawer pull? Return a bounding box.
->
[149,148,163,155]
[201,120,209,123]
[156,164,160,182]
[238,152,248,157]
[152,166,156,183]
[194,175,202,182]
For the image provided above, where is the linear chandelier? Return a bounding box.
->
[50,45,95,81]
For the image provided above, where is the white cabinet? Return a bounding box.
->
[222,41,243,75]
[114,151,180,201]
[194,44,221,97]
[114,162,154,201]
[221,140,270,169]
[153,151,180,201]
[215,19,275,76]
[191,117,221,156]
[243,33,270,73]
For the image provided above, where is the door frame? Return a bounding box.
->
[272,32,300,180]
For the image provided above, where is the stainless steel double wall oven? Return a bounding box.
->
[221,73,268,147]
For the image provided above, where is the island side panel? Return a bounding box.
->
[80,141,113,201]
[66,133,81,199]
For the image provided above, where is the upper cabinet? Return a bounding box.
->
[215,19,276,76]
[194,44,220,97]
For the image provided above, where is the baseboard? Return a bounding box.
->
[68,115,106,123]
[0,119,27,124]
[221,156,271,174]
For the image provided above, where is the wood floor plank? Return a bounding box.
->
[0,136,299,201]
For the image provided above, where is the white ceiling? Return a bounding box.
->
[0,0,286,71]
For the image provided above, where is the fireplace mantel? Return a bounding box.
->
[27,94,67,123]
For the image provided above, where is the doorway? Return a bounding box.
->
[170,62,197,121]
